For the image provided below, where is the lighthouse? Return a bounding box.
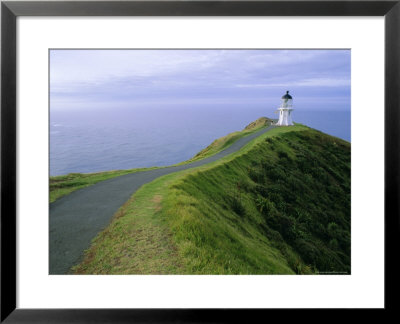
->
[276,91,294,126]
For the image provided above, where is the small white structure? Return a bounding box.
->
[276,91,294,126]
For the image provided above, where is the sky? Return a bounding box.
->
[50,49,351,111]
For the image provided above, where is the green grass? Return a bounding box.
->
[49,167,160,203]
[164,129,350,274]
[180,116,274,163]
[50,117,274,203]
[72,175,184,274]
[73,121,350,275]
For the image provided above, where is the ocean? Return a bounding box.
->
[50,105,350,176]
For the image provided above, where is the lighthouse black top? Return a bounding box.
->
[282,91,292,99]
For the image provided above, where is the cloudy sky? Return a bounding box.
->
[50,49,350,111]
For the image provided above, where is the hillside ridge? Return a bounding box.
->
[73,119,351,275]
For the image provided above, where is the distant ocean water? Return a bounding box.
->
[50,105,350,176]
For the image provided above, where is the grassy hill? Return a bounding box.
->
[72,119,350,275]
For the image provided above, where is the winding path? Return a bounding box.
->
[50,125,275,274]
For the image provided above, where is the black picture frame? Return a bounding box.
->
[1,0,399,322]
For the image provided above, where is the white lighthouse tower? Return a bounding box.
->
[276,91,294,126]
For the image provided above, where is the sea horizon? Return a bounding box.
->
[50,105,350,176]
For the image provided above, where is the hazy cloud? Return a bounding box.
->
[50,49,351,111]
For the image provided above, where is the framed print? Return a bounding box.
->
[1,0,399,322]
